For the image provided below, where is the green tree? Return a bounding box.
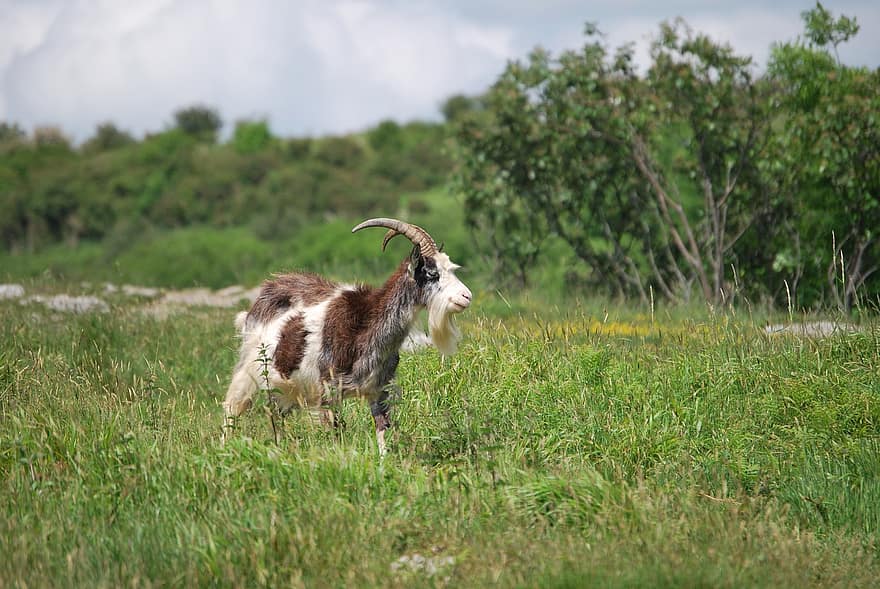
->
[453,22,776,302]
[284,137,313,161]
[33,126,72,152]
[454,36,656,292]
[173,105,222,142]
[232,119,274,154]
[0,161,27,250]
[441,94,483,123]
[637,19,777,304]
[769,3,878,311]
[82,122,135,153]
[314,136,365,168]
[367,120,403,153]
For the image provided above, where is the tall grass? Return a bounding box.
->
[1,294,878,587]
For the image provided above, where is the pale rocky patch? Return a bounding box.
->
[24,294,109,314]
[391,552,455,579]
[157,285,261,308]
[142,285,262,318]
[104,283,161,298]
[0,284,25,299]
[764,321,857,337]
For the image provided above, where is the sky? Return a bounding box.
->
[1,0,878,143]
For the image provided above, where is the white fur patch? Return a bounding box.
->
[427,253,469,356]
[236,288,346,408]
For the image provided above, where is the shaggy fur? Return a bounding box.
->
[222,231,471,454]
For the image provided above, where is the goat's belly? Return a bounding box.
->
[272,371,386,409]
[268,375,323,411]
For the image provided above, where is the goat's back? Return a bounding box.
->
[247,272,341,327]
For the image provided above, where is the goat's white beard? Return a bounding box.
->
[427,296,460,356]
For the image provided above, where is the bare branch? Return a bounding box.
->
[631,137,711,300]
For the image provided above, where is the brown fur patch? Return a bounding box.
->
[249,273,339,324]
[274,314,308,378]
[321,260,411,377]
[322,286,374,376]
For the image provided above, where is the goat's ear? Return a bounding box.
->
[408,245,422,278]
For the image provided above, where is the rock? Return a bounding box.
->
[25,294,109,314]
[144,285,262,316]
[391,553,455,577]
[764,321,856,337]
[0,284,25,299]
[121,285,160,298]
[216,285,245,297]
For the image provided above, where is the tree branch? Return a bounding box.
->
[631,136,711,301]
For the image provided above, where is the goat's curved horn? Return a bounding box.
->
[351,217,438,258]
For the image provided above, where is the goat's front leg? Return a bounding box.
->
[370,392,393,457]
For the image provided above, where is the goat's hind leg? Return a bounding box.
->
[221,364,259,442]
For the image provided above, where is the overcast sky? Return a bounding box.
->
[2,0,878,142]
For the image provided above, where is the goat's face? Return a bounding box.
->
[412,250,471,356]
[414,251,472,314]
[351,217,471,356]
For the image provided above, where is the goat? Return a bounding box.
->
[222,218,472,454]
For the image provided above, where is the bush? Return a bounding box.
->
[173,105,222,142]
[232,119,274,155]
[82,122,135,154]
[112,226,274,288]
[314,136,365,168]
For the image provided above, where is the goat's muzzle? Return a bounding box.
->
[450,288,472,313]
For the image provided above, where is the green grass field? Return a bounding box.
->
[1,288,878,588]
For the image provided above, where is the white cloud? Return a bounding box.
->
[0,0,64,120]
[685,9,804,69]
[1,0,515,141]
[1,0,877,141]
[0,1,62,71]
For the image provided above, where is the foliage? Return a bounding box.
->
[769,3,879,311]
[453,22,778,303]
[0,111,452,255]
[32,126,73,152]
[284,137,313,160]
[173,104,223,142]
[441,93,483,123]
[800,1,860,55]
[643,20,780,304]
[0,122,26,144]
[0,189,472,290]
[232,119,275,155]
[81,122,136,154]
[314,136,365,168]
[367,119,404,153]
[453,10,877,309]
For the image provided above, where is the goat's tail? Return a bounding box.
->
[234,311,248,333]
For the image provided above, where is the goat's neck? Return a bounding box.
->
[370,259,420,348]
